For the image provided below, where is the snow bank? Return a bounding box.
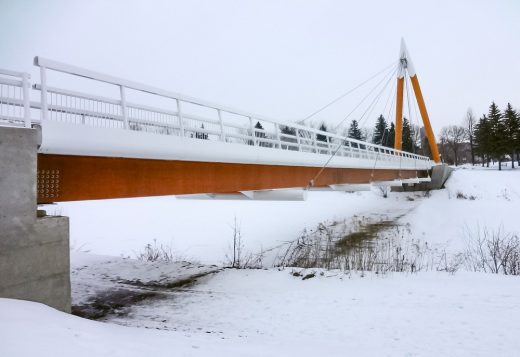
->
[403,167,520,251]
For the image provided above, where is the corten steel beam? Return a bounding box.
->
[36,154,426,203]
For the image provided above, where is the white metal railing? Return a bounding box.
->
[0,58,433,170]
[0,69,31,128]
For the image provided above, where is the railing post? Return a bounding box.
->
[40,67,48,122]
[327,136,332,155]
[249,116,256,146]
[176,99,184,137]
[274,123,281,149]
[345,140,352,157]
[120,85,129,129]
[313,132,318,153]
[217,109,225,141]
[22,73,31,128]
[296,129,301,151]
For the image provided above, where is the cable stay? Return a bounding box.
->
[306,39,440,191]
[301,60,398,124]
[305,63,399,190]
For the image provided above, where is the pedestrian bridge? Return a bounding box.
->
[0,54,434,203]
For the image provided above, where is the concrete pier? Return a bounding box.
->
[0,125,71,312]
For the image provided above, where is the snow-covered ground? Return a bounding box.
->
[403,166,520,252]
[71,252,220,310]
[2,166,520,356]
[2,270,520,356]
[51,189,423,265]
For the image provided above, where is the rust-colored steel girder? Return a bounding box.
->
[36,154,425,203]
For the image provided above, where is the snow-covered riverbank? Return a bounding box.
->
[2,269,520,357]
[3,166,520,356]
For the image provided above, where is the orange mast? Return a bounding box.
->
[395,39,441,163]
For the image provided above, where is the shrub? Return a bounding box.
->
[135,239,175,263]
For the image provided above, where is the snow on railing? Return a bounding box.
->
[2,57,432,170]
[0,69,31,128]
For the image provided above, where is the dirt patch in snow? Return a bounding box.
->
[71,252,221,320]
[72,288,162,319]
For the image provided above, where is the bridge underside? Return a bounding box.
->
[37,154,427,203]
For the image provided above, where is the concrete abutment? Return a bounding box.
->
[0,125,71,312]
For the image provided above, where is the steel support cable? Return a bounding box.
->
[333,63,398,132]
[301,60,398,123]
[345,64,397,176]
[380,74,397,125]
[354,68,398,180]
[371,80,397,178]
[306,66,398,189]
[370,80,398,180]
[357,66,399,129]
[404,72,419,176]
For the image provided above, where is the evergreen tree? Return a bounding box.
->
[194,124,208,140]
[280,125,296,136]
[254,121,268,147]
[348,120,363,140]
[316,122,328,142]
[402,117,414,153]
[487,102,507,170]
[385,122,395,148]
[372,114,388,145]
[503,103,520,168]
[474,115,491,166]
[279,125,297,150]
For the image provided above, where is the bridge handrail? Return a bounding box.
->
[35,57,430,160]
[0,59,434,169]
[0,69,31,128]
[32,58,421,157]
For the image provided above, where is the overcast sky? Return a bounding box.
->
[1,0,519,133]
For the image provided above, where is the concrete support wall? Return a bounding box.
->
[0,126,71,312]
[429,164,454,189]
[393,163,454,192]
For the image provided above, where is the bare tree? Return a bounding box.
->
[411,124,421,152]
[465,108,476,165]
[440,125,468,166]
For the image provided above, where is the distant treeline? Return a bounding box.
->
[473,102,519,169]
[435,102,519,169]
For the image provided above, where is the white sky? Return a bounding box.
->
[1,0,519,134]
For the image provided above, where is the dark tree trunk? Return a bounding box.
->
[498,160,502,171]
[469,137,475,165]
[512,152,515,169]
